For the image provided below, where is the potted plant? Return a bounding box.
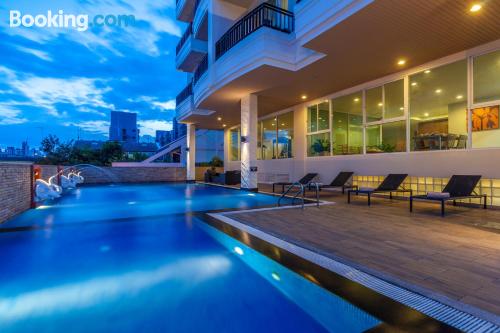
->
[312,138,330,156]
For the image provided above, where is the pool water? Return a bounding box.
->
[0,183,379,332]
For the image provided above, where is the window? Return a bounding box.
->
[229,127,240,161]
[366,86,383,122]
[331,92,362,155]
[366,121,406,153]
[410,60,467,151]
[384,80,405,119]
[257,111,294,160]
[473,50,500,104]
[307,101,331,157]
[277,111,293,159]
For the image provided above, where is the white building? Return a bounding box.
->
[175,0,500,204]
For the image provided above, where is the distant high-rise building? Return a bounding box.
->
[156,130,172,147]
[172,117,186,140]
[109,111,138,143]
[21,141,29,156]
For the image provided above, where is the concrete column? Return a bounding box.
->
[223,128,230,171]
[186,124,196,182]
[240,94,258,191]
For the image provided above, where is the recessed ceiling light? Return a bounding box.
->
[456,95,463,99]
[411,82,417,86]
[397,59,406,66]
[470,3,482,12]
[424,70,431,74]
[400,107,404,110]
[378,102,383,107]
[435,89,442,94]
[217,117,222,121]
[301,95,307,100]
[281,123,285,126]
[424,112,429,117]
[354,98,360,102]
[222,124,227,127]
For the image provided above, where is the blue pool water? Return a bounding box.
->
[0,183,379,332]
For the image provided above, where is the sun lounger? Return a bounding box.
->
[272,173,318,193]
[312,171,357,194]
[347,174,411,205]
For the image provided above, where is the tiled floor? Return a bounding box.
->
[224,184,500,321]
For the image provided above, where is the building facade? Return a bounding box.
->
[109,111,139,143]
[175,0,500,202]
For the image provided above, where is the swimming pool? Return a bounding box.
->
[0,183,380,332]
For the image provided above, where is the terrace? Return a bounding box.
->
[211,183,500,325]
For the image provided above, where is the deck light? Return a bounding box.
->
[234,246,244,255]
[456,95,463,100]
[470,3,482,12]
[435,89,442,94]
[301,95,307,100]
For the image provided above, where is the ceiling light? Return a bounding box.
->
[301,95,307,100]
[435,89,442,94]
[378,102,383,107]
[424,112,429,117]
[400,107,404,110]
[281,123,285,126]
[222,124,227,127]
[411,82,417,86]
[397,59,406,66]
[470,3,482,12]
[456,95,463,100]
[424,70,431,74]
[354,98,360,102]
[217,117,222,121]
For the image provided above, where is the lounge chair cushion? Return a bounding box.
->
[359,187,375,192]
[427,192,451,199]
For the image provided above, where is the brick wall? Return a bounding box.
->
[39,165,59,183]
[79,166,186,184]
[0,163,32,223]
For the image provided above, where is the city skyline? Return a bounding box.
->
[0,0,185,148]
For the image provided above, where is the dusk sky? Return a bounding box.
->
[0,0,186,148]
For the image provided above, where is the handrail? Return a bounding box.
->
[176,23,193,55]
[215,3,294,60]
[278,182,305,209]
[176,81,193,105]
[193,54,208,86]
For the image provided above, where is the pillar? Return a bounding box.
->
[186,123,196,182]
[240,94,258,191]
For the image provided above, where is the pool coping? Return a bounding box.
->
[205,207,500,333]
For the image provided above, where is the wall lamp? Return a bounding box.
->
[185,147,190,152]
[241,136,248,143]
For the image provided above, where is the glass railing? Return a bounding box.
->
[176,23,193,55]
[176,81,193,105]
[193,54,208,86]
[215,3,294,60]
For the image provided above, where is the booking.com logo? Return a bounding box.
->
[9,10,135,32]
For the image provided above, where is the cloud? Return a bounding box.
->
[0,104,27,125]
[138,119,172,136]
[63,120,110,135]
[15,46,52,62]
[152,99,175,111]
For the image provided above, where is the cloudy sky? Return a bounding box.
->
[0,0,185,148]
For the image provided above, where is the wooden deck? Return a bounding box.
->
[224,184,500,323]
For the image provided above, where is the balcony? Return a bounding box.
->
[176,81,193,107]
[215,3,294,60]
[176,0,197,22]
[193,54,208,86]
[176,23,208,72]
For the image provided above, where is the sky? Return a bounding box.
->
[0,0,186,148]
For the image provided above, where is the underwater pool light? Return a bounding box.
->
[234,246,244,255]
[271,272,281,281]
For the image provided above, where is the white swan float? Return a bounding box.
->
[61,172,84,189]
[35,177,62,201]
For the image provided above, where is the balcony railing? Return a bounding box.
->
[176,81,193,105]
[215,3,294,60]
[193,54,208,86]
[176,23,193,55]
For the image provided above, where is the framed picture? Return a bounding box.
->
[472,106,499,132]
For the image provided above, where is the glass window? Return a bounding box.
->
[473,49,500,104]
[384,80,405,119]
[257,121,263,160]
[331,92,362,155]
[307,133,331,157]
[307,105,318,133]
[277,111,293,159]
[366,86,383,122]
[229,127,240,161]
[409,60,468,151]
[318,101,330,131]
[262,117,277,160]
[366,121,406,153]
